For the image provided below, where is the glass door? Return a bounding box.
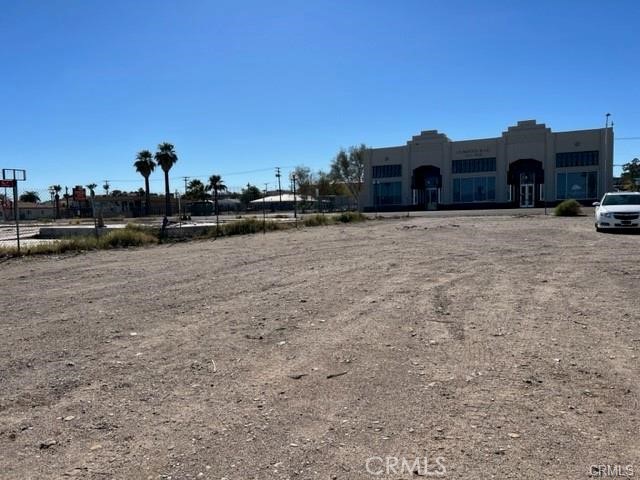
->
[426,188,439,210]
[519,173,535,208]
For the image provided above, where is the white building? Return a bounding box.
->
[362,120,613,210]
[1,202,54,221]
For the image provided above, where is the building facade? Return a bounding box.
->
[362,120,613,210]
[1,202,54,221]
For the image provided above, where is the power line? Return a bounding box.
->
[80,165,297,185]
[177,165,296,181]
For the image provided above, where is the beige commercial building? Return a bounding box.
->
[362,120,613,210]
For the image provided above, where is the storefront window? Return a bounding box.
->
[556,171,597,199]
[453,177,496,203]
[452,157,496,174]
[374,181,402,205]
[372,164,402,178]
[556,151,599,168]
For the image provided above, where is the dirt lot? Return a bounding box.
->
[1,215,639,479]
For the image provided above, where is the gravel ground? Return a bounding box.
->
[0,215,639,479]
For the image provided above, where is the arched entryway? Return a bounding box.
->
[412,165,442,210]
[507,159,544,208]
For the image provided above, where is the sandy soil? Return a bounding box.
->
[1,215,639,479]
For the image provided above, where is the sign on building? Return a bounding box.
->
[73,186,87,201]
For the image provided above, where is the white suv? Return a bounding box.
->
[593,192,640,232]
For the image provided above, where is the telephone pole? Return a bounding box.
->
[263,183,268,234]
[181,176,189,219]
[291,174,298,223]
[275,167,282,205]
[604,113,611,196]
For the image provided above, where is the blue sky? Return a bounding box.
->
[1,0,639,195]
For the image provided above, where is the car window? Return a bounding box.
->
[602,195,640,206]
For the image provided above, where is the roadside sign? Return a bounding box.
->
[73,186,87,201]
[1,168,26,255]
[1,169,26,181]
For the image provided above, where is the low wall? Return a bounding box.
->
[38,224,215,239]
[38,226,117,239]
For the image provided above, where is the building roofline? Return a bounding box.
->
[367,120,611,150]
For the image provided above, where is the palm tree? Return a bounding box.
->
[19,191,40,203]
[86,183,98,220]
[133,150,155,215]
[103,182,110,196]
[206,174,227,237]
[52,185,62,219]
[185,179,207,201]
[154,142,178,217]
[86,183,97,197]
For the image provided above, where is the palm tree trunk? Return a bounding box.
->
[144,176,151,216]
[164,171,171,217]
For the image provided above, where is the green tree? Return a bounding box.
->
[19,191,40,203]
[134,149,156,215]
[206,174,227,237]
[103,182,110,195]
[330,144,368,209]
[185,179,208,201]
[620,158,640,191]
[154,142,178,217]
[316,169,347,196]
[240,183,262,207]
[291,165,314,198]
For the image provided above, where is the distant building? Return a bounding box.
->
[81,194,178,218]
[249,193,314,211]
[188,199,242,216]
[1,202,54,221]
[362,120,614,210]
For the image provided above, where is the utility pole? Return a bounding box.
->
[13,181,20,254]
[275,167,282,206]
[291,174,298,224]
[604,113,611,198]
[263,183,268,235]
[181,177,189,220]
[176,190,182,235]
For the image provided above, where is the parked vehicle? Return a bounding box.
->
[593,192,640,232]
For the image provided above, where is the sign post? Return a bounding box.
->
[2,169,27,255]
